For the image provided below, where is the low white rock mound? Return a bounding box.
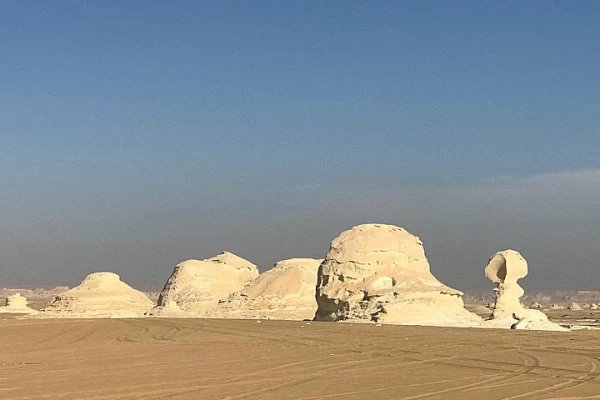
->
[484,250,567,331]
[530,302,543,309]
[568,302,582,311]
[0,294,38,314]
[550,304,565,310]
[208,258,323,320]
[313,224,482,327]
[148,252,259,316]
[39,272,153,318]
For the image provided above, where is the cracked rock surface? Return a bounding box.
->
[207,258,323,320]
[147,251,259,316]
[314,224,482,327]
[39,272,153,318]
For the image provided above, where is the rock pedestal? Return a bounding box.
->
[484,250,567,331]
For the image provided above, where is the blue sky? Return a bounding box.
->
[1,1,599,290]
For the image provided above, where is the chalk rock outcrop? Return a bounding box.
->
[148,252,259,316]
[208,258,322,320]
[40,272,153,318]
[530,302,543,309]
[550,304,565,310]
[0,294,38,314]
[568,302,582,311]
[484,250,567,331]
[314,224,482,327]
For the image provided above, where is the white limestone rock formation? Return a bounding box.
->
[591,304,599,310]
[484,250,567,331]
[568,302,582,311]
[148,252,259,316]
[313,224,482,327]
[0,294,39,314]
[550,304,565,310]
[39,272,153,318]
[530,302,543,309]
[208,258,323,320]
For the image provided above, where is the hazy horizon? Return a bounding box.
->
[2,2,599,292]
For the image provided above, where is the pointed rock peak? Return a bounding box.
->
[204,251,258,271]
[69,272,137,293]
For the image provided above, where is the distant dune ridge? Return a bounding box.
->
[146,251,259,316]
[314,224,483,327]
[207,258,323,320]
[38,272,154,318]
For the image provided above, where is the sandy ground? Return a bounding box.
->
[2,318,600,400]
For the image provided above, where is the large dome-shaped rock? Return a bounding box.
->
[0,294,39,314]
[148,252,259,316]
[484,250,567,331]
[39,272,153,318]
[314,224,481,327]
[208,258,322,320]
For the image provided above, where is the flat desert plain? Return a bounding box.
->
[2,318,600,400]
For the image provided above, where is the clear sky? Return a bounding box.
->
[2,1,599,291]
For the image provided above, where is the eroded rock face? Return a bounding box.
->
[484,250,567,331]
[314,224,482,327]
[530,302,543,309]
[148,252,259,316]
[40,272,153,318]
[0,294,38,314]
[208,258,322,320]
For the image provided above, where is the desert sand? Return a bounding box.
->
[2,317,600,400]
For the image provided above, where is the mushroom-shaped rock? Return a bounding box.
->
[313,224,482,327]
[39,272,153,318]
[148,252,259,316]
[0,294,39,314]
[484,250,567,331]
[208,258,323,320]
